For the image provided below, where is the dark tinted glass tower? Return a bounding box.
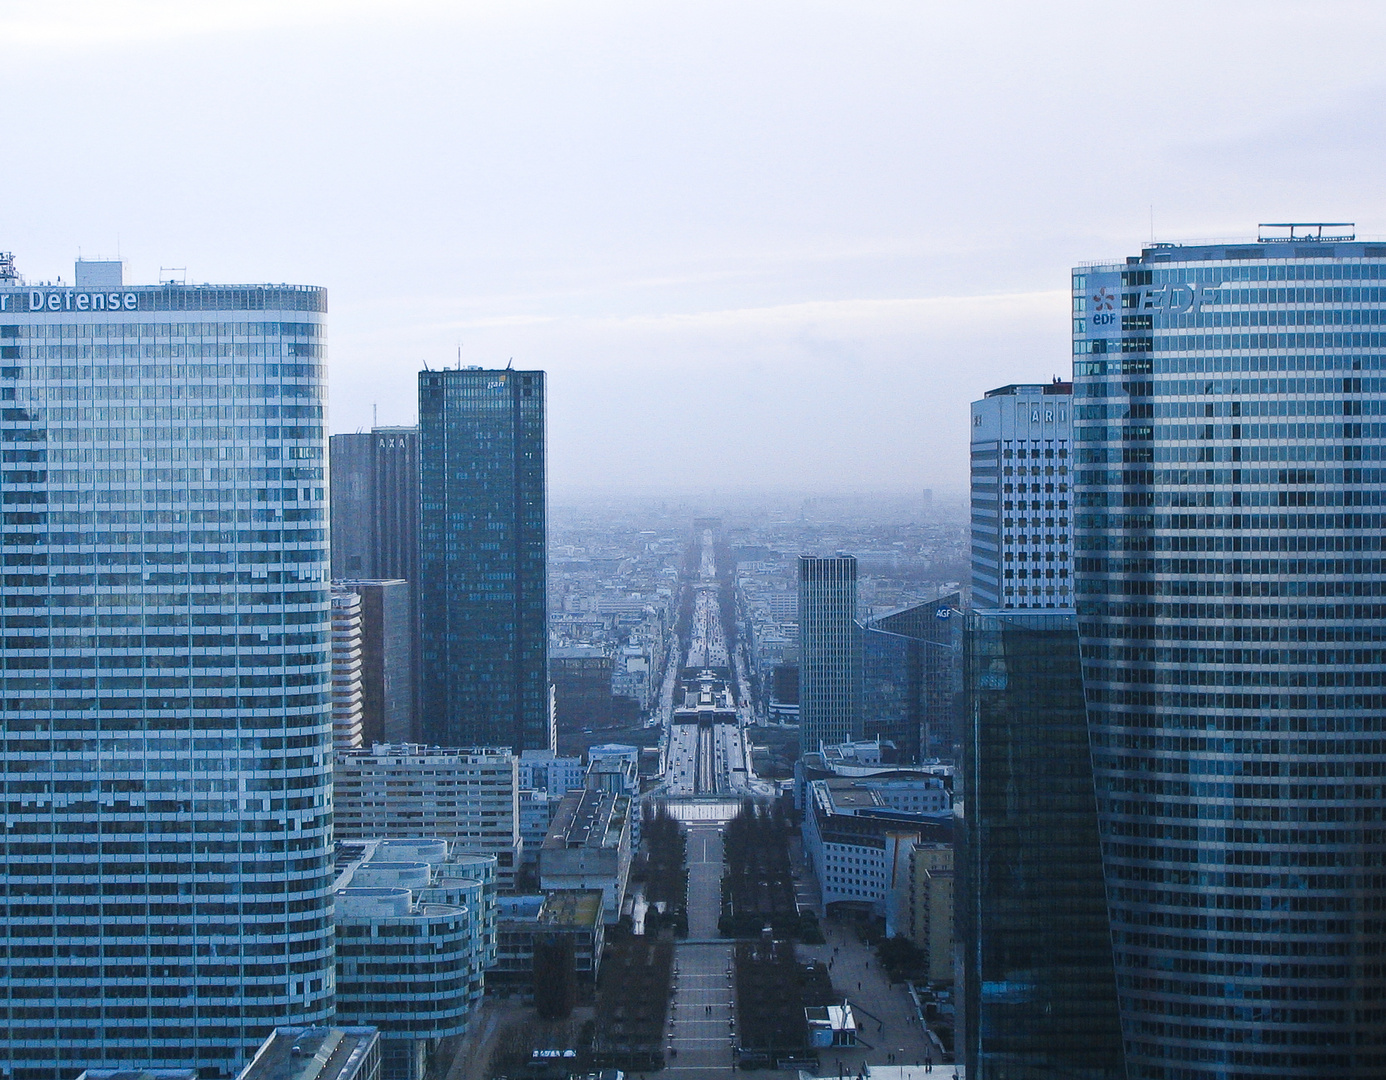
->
[861,593,963,762]
[797,554,861,754]
[1073,228,1386,1078]
[329,426,419,582]
[418,368,551,752]
[960,609,1124,1080]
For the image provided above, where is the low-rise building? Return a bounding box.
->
[538,789,634,925]
[518,749,586,797]
[895,842,954,985]
[493,890,607,991]
[802,777,951,916]
[236,1028,381,1080]
[331,840,497,1080]
[334,744,522,887]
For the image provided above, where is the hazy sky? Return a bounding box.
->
[5,1,1385,495]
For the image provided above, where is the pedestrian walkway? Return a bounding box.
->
[664,823,735,1079]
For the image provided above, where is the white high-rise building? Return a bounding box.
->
[969,382,1073,609]
[333,744,522,887]
[331,587,365,750]
[0,256,333,1078]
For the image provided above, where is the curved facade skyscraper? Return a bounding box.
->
[0,260,334,1078]
[1072,230,1386,1078]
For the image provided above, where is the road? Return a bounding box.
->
[655,526,775,800]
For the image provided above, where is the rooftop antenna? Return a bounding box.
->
[422,359,431,372]
[372,403,378,428]
[506,356,513,370]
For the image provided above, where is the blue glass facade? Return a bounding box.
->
[1073,238,1386,1078]
[0,276,334,1078]
[798,555,861,753]
[861,595,963,762]
[418,368,550,752]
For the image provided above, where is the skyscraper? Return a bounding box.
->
[0,259,334,1077]
[329,426,419,582]
[969,382,1073,609]
[861,593,963,762]
[335,578,414,745]
[959,608,1124,1080]
[418,368,551,752]
[329,426,420,737]
[797,554,860,753]
[1073,226,1386,1078]
[332,587,366,751]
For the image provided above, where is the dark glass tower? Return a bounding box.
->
[1073,228,1386,1078]
[861,593,963,762]
[797,554,861,754]
[418,368,551,752]
[960,609,1125,1080]
[329,426,419,582]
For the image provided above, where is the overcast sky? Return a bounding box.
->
[4,1,1384,496]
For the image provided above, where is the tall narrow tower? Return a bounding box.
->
[417,368,551,752]
[0,260,334,1078]
[1073,225,1386,1079]
[797,554,860,753]
[969,381,1073,609]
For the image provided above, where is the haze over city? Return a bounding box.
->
[6,0,1386,493]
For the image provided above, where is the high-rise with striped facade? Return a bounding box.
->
[1072,226,1386,1079]
[0,257,334,1078]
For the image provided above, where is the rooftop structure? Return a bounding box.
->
[236,1028,381,1080]
[539,789,634,923]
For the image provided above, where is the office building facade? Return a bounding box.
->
[960,609,1124,1079]
[861,594,963,762]
[797,555,861,753]
[970,382,1073,609]
[0,260,334,1077]
[334,579,413,745]
[1073,230,1386,1078]
[329,427,419,583]
[333,743,522,887]
[418,369,551,752]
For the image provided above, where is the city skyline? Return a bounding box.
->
[6,2,1386,492]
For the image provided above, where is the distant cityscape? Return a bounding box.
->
[1,222,1383,1080]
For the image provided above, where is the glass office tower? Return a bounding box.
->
[861,594,963,762]
[0,260,334,1078]
[960,609,1125,1080]
[417,368,551,752]
[1072,228,1386,1078]
[797,554,861,754]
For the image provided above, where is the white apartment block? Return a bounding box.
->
[334,744,521,887]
